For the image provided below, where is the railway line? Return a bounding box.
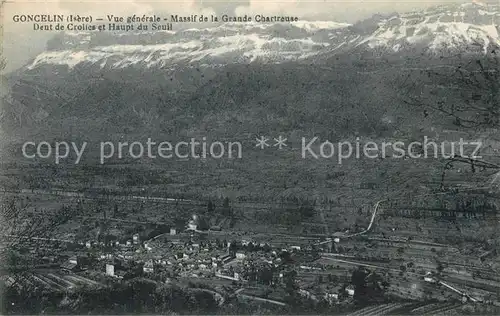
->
[237,293,287,306]
[347,303,410,316]
[424,303,463,315]
[27,271,102,291]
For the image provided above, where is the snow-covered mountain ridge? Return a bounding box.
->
[355,2,500,53]
[22,2,500,71]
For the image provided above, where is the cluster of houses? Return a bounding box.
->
[88,229,313,285]
[298,283,355,304]
[82,232,144,249]
[56,224,361,306]
[60,255,93,272]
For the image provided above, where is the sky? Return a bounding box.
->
[0,0,483,72]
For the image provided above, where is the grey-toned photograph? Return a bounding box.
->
[1,0,499,314]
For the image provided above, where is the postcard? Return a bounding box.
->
[1,0,500,314]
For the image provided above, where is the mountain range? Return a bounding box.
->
[1,1,499,204]
[1,1,499,140]
[23,2,500,70]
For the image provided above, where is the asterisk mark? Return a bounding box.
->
[273,136,288,149]
[255,136,270,149]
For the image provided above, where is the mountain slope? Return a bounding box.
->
[20,2,500,72]
[1,2,499,139]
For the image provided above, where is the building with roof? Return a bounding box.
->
[133,234,140,244]
[346,285,355,296]
[143,259,155,273]
[106,263,115,277]
[60,261,78,272]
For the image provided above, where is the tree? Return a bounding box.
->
[258,267,274,286]
[221,197,233,217]
[308,274,319,286]
[283,270,298,295]
[207,200,215,213]
[365,272,385,302]
[351,268,387,303]
[197,216,209,231]
[351,267,369,302]
[400,44,500,185]
[113,203,118,217]
[437,262,445,274]
[298,204,315,219]
[327,273,338,283]
[246,242,255,252]
[222,197,230,209]
[228,240,239,256]
[1,197,76,288]
[401,46,500,129]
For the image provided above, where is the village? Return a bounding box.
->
[4,186,500,316]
